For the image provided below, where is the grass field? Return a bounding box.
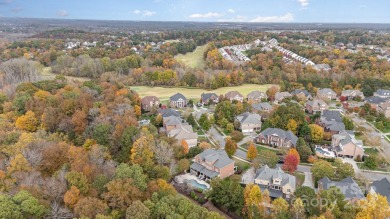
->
[175,45,207,69]
[130,84,272,101]
[41,67,91,82]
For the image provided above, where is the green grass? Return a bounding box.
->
[131,84,272,102]
[295,172,305,187]
[364,148,380,157]
[233,158,251,172]
[175,45,207,69]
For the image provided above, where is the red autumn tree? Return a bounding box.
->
[282,148,300,173]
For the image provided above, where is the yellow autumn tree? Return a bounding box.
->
[7,154,31,174]
[64,186,81,208]
[243,184,264,219]
[271,197,289,217]
[15,110,39,132]
[130,136,154,171]
[286,119,298,134]
[34,90,51,101]
[356,192,390,219]
[246,142,258,161]
[134,105,141,117]
[309,124,324,143]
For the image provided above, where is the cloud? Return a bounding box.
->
[57,10,68,17]
[297,0,309,7]
[133,10,156,16]
[10,7,22,13]
[189,12,223,19]
[0,0,13,5]
[250,13,294,22]
[227,9,235,14]
[218,15,248,22]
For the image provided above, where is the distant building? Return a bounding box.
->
[317,88,337,100]
[169,93,188,108]
[141,96,159,112]
[318,177,365,202]
[252,102,273,113]
[365,96,389,110]
[331,130,364,159]
[190,149,235,181]
[341,90,364,100]
[235,112,262,133]
[247,90,268,103]
[314,64,331,71]
[374,89,390,99]
[291,89,312,101]
[256,128,298,148]
[306,98,329,114]
[274,92,292,103]
[225,91,244,103]
[378,102,390,118]
[253,165,296,199]
[201,93,219,105]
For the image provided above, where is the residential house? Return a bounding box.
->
[274,92,292,103]
[318,177,365,202]
[253,165,296,199]
[167,123,198,147]
[341,90,365,100]
[158,108,181,118]
[163,116,184,132]
[317,88,337,100]
[378,102,390,118]
[320,110,345,134]
[291,89,313,101]
[235,112,262,133]
[201,93,219,105]
[365,96,389,110]
[306,98,329,114]
[141,96,160,112]
[374,89,390,99]
[225,91,244,103]
[331,130,364,159]
[369,178,390,203]
[169,93,188,108]
[256,128,298,148]
[190,149,235,181]
[314,64,331,71]
[252,102,273,113]
[247,90,268,103]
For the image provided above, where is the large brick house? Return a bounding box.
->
[169,93,188,108]
[141,96,160,112]
[201,93,219,105]
[253,165,296,199]
[331,130,364,159]
[256,128,298,148]
[190,149,235,181]
[235,112,262,133]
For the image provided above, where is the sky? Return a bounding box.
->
[0,0,389,23]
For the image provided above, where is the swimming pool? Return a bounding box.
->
[315,147,335,157]
[187,179,209,190]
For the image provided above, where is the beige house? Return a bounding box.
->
[306,98,329,114]
[247,90,268,103]
[141,96,160,112]
[317,88,337,100]
[254,165,296,199]
[331,130,364,159]
[163,116,183,132]
[225,91,244,103]
[378,102,390,118]
[167,123,198,147]
[341,90,365,100]
[274,92,292,103]
[235,112,262,133]
[190,149,235,181]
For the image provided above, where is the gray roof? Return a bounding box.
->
[170,93,187,101]
[255,165,296,189]
[291,89,311,98]
[318,177,365,200]
[322,110,342,123]
[366,96,388,104]
[158,108,181,117]
[225,91,243,99]
[236,112,261,125]
[258,185,284,198]
[375,89,390,96]
[247,90,268,100]
[260,128,298,146]
[333,130,363,150]
[190,163,219,178]
[318,88,336,95]
[341,90,363,97]
[369,178,390,202]
[252,102,273,111]
[164,116,182,126]
[198,149,234,169]
[201,93,218,101]
[323,120,345,132]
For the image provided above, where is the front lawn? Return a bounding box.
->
[233,158,251,174]
[295,171,305,187]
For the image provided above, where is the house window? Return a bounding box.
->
[287,189,291,193]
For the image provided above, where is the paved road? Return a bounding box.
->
[302,172,314,188]
[234,149,248,160]
[209,126,226,148]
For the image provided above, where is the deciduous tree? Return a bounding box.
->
[15,110,38,132]
[246,142,257,161]
[225,137,237,158]
[126,200,150,219]
[103,178,143,211]
[282,148,300,173]
[309,124,324,143]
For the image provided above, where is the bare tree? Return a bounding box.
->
[153,140,173,165]
[0,58,42,89]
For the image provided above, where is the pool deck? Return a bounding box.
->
[315,147,336,158]
[175,173,211,189]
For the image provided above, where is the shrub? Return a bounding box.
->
[231,130,244,142]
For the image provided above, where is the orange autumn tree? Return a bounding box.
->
[15,110,39,132]
[64,186,80,208]
[181,139,189,154]
[247,142,258,161]
[282,148,300,173]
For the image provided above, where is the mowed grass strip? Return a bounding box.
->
[175,45,207,69]
[131,84,272,101]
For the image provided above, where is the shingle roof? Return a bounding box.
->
[260,128,298,145]
[141,96,159,104]
[170,93,187,101]
[322,110,342,123]
[366,96,388,104]
[236,112,261,125]
[370,178,390,202]
[225,91,243,99]
[158,108,181,117]
[318,88,337,95]
[318,177,365,200]
[198,149,234,169]
[375,89,390,96]
[255,165,296,189]
[252,102,272,111]
[201,93,218,102]
[247,90,268,100]
[291,89,311,98]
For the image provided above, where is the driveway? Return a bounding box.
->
[208,126,226,148]
[234,149,248,160]
[302,172,314,189]
[342,158,360,173]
